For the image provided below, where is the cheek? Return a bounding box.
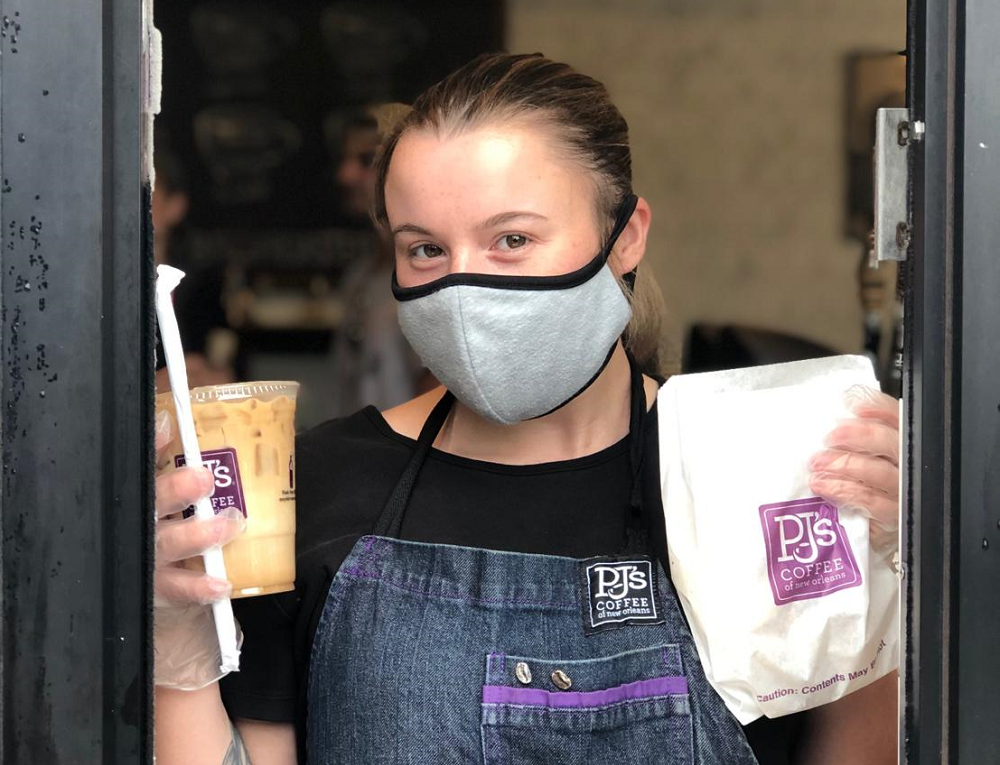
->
[393,250,448,289]
[537,233,602,276]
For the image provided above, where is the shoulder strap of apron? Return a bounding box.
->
[622,347,650,555]
[373,389,456,538]
[373,345,650,552]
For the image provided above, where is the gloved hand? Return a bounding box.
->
[154,409,246,690]
[808,385,900,559]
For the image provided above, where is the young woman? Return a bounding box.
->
[154,53,900,765]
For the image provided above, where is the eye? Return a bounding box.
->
[409,243,445,260]
[497,234,530,251]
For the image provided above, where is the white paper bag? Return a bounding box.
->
[657,355,899,723]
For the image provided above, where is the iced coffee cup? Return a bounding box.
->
[156,381,299,599]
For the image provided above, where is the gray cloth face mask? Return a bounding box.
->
[392,195,638,425]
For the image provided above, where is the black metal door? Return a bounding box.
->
[904,0,1000,762]
[0,0,151,762]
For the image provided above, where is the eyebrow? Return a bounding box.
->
[390,223,434,237]
[390,211,548,239]
[478,210,548,229]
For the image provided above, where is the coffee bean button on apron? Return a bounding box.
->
[550,670,572,690]
[515,662,533,685]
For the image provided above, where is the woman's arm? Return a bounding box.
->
[794,671,898,765]
[235,719,298,765]
[155,684,297,765]
[155,684,240,765]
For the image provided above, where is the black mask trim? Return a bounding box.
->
[392,194,638,301]
[528,340,620,420]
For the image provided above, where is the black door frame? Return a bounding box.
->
[0,0,151,761]
[904,0,1000,762]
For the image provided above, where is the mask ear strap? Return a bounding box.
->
[600,193,639,264]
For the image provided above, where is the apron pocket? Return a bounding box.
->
[480,644,694,765]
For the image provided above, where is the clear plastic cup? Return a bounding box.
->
[156,381,299,598]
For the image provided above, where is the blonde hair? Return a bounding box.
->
[372,53,666,374]
[620,267,668,375]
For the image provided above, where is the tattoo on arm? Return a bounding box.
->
[222,722,252,765]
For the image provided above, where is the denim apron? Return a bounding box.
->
[307,356,759,764]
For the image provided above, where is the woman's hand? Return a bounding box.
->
[154,410,246,690]
[808,385,900,554]
[155,409,245,605]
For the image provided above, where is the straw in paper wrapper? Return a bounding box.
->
[155,264,241,675]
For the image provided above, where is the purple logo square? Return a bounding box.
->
[175,447,246,518]
[759,497,862,606]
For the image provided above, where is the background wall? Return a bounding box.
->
[507,0,905,365]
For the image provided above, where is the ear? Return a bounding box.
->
[611,196,651,275]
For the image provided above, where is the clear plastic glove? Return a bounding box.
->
[808,385,900,558]
[154,409,246,690]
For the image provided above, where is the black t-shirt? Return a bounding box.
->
[219,404,802,764]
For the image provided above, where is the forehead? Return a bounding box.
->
[384,123,597,224]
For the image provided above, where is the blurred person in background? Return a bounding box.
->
[329,107,382,227]
[154,146,241,390]
[328,103,435,415]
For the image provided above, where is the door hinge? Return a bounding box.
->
[874,108,922,262]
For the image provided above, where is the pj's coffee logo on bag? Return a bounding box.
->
[759,497,862,605]
[579,557,664,635]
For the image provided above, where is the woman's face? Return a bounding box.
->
[385,123,613,288]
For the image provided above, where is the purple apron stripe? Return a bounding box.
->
[482,675,688,709]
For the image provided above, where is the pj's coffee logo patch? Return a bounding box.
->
[579,556,664,635]
[759,497,862,606]
[176,447,247,519]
